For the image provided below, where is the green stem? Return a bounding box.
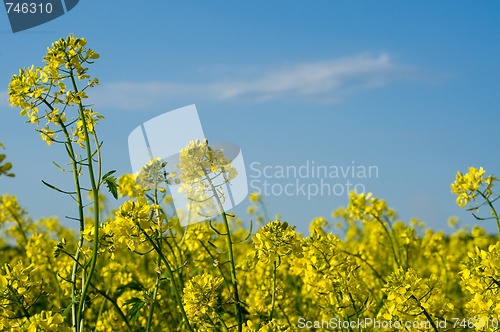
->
[43,100,85,332]
[146,267,160,332]
[146,188,161,332]
[477,191,500,238]
[198,239,232,293]
[91,285,132,332]
[67,67,101,331]
[6,284,31,319]
[139,226,194,332]
[5,207,28,245]
[374,215,401,269]
[338,249,386,283]
[215,311,230,332]
[269,260,277,321]
[410,295,439,332]
[203,168,243,331]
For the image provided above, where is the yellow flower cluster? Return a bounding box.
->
[8,35,101,147]
[379,268,452,321]
[182,273,224,324]
[335,191,396,223]
[104,197,158,251]
[0,262,44,325]
[177,139,238,219]
[1,176,500,330]
[26,311,71,332]
[136,158,177,193]
[118,173,145,198]
[178,139,236,185]
[252,220,303,264]
[245,319,292,332]
[451,166,497,208]
[460,243,500,329]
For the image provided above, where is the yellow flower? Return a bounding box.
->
[309,217,330,236]
[8,34,101,148]
[27,311,71,332]
[249,192,261,203]
[118,174,145,198]
[335,191,394,223]
[182,273,223,324]
[177,139,237,187]
[451,166,497,208]
[255,320,292,332]
[253,220,303,263]
[176,139,238,220]
[104,197,158,251]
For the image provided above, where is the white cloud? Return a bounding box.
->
[2,54,419,111]
[215,53,410,100]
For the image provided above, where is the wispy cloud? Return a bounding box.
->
[89,53,418,110]
[2,54,420,111]
[214,53,413,100]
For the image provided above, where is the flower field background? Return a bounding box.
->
[1,36,500,331]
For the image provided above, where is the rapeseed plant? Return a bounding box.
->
[2,35,500,331]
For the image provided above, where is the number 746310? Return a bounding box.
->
[5,2,53,14]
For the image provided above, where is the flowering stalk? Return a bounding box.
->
[451,167,499,238]
[373,215,402,269]
[43,101,86,329]
[8,35,105,332]
[65,69,101,332]
[476,190,500,237]
[138,226,194,332]
[176,140,244,330]
[203,168,244,331]
[145,187,161,332]
[269,260,277,321]
[253,220,302,325]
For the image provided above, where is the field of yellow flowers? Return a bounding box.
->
[1,35,499,331]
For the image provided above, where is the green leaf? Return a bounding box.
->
[102,170,117,179]
[41,180,76,195]
[102,170,118,199]
[53,161,68,173]
[62,303,73,317]
[0,158,14,178]
[124,297,145,323]
[1,162,12,172]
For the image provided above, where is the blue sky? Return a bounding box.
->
[1,1,499,234]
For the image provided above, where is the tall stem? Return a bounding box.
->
[146,188,161,332]
[221,211,243,331]
[43,100,85,332]
[203,168,243,331]
[269,260,277,321]
[146,268,160,331]
[140,227,194,332]
[374,215,401,269]
[67,67,101,331]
